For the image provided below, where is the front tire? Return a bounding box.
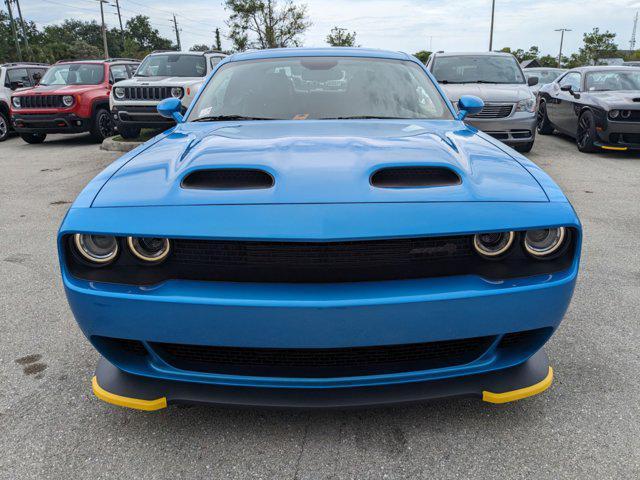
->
[514,141,534,153]
[536,101,554,135]
[117,124,141,140]
[20,132,47,144]
[0,111,9,142]
[90,108,115,143]
[576,111,598,153]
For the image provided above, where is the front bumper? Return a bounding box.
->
[12,112,91,134]
[466,112,537,145]
[595,120,640,151]
[112,105,183,129]
[60,202,581,405]
[93,349,554,409]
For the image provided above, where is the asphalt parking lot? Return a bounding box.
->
[0,132,638,479]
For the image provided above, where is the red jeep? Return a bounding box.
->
[10,58,139,144]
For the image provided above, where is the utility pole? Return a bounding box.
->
[555,28,571,68]
[172,14,182,51]
[113,0,125,47]
[215,27,222,51]
[4,0,23,61]
[13,0,32,60]
[97,0,109,59]
[488,0,496,51]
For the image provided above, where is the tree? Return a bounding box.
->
[125,15,174,53]
[413,50,431,64]
[215,28,222,51]
[190,44,211,52]
[579,28,618,65]
[538,54,558,67]
[224,0,311,51]
[326,27,357,47]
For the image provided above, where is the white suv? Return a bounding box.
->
[0,62,49,141]
[109,50,226,138]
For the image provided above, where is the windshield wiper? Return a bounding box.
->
[192,115,277,122]
[439,80,464,84]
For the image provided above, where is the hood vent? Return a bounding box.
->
[181,168,274,190]
[370,167,461,188]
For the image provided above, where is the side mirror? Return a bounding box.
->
[527,76,539,87]
[560,84,573,92]
[10,81,25,90]
[456,95,484,120]
[113,76,127,84]
[157,97,184,123]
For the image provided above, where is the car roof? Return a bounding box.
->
[432,51,515,57]
[227,47,412,62]
[525,67,565,71]
[569,65,639,73]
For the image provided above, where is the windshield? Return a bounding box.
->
[136,54,206,77]
[39,64,104,86]
[585,70,640,91]
[432,55,525,84]
[187,57,451,121]
[525,69,564,84]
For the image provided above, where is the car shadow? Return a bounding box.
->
[551,131,638,159]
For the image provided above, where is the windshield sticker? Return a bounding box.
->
[199,107,212,117]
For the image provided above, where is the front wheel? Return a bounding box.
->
[536,101,554,135]
[0,111,9,142]
[117,124,141,140]
[20,132,47,144]
[90,108,115,142]
[576,111,598,153]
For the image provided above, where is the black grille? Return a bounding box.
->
[469,103,514,119]
[122,86,173,100]
[18,95,64,109]
[370,167,461,188]
[93,337,148,356]
[182,169,274,190]
[169,236,474,282]
[497,328,552,350]
[619,133,640,144]
[151,335,496,377]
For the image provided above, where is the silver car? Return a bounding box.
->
[426,52,538,152]
[524,67,566,95]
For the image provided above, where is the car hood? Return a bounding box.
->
[118,76,204,87]
[440,83,533,103]
[92,120,548,207]
[588,90,640,109]
[12,84,101,96]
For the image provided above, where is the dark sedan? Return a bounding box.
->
[537,66,640,152]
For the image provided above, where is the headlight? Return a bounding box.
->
[12,97,20,108]
[608,110,619,119]
[620,110,631,119]
[74,234,119,264]
[473,231,515,258]
[127,237,171,263]
[170,87,183,99]
[523,227,566,259]
[114,87,125,99]
[516,97,536,113]
[62,95,74,107]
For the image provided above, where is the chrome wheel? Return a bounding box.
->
[0,114,8,141]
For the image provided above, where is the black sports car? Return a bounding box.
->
[537,66,640,152]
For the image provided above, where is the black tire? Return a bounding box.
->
[0,111,9,142]
[20,132,47,144]
[90,108,115,143]
[117,124,141,140]
[514,141,534,153]
[576,110,598,153]
[536,101,554,135]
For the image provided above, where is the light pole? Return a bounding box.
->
[489,0,496,51]
[555,28,571,68]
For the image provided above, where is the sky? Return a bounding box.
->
[16,0,640,56]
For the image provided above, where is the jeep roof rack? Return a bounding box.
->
[150,50,179,54]
[204,50,226,55]
[1,62,49,67]
[105,58,140,63]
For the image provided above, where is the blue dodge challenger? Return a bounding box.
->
[58,48,581,410]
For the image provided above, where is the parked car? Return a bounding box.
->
[10,58,139,144]
[622,61,640,67]
[537,66,640,152]
[0,62,49,141]
[109,50,227,138]
[524,67,566,95]
[59,48,581,410]
[426,51,538,153]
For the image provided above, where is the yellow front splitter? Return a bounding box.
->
[482,366,553,404]
[601,145,628,151]
[92,376,167,411]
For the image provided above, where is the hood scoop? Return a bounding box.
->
[370,167,461,188]
[181,168,274,190]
